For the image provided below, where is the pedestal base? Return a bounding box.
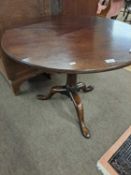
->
[37,74,94,138]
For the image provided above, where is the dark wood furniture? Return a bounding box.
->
[0,0,48,95]
[62,0,98,16]
[2,16,131,138]
[0,0,99,95]
[0,0,45,95]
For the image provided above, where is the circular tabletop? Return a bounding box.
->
[1,16,131,74]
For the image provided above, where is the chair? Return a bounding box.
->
[0,0,53,95]
[123,0,131,21]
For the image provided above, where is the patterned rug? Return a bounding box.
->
[97,126,131,175]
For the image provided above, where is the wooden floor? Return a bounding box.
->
[125,65,131,72]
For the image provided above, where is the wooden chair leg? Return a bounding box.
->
[123,4,127,16]
[124,11,129,21]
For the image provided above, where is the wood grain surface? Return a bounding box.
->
[2,16,131,74]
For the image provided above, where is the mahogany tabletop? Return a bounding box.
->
[1,16,131,74]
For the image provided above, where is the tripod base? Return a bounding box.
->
[37,74,94,138]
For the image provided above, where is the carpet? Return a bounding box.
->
[0,69,131,175]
